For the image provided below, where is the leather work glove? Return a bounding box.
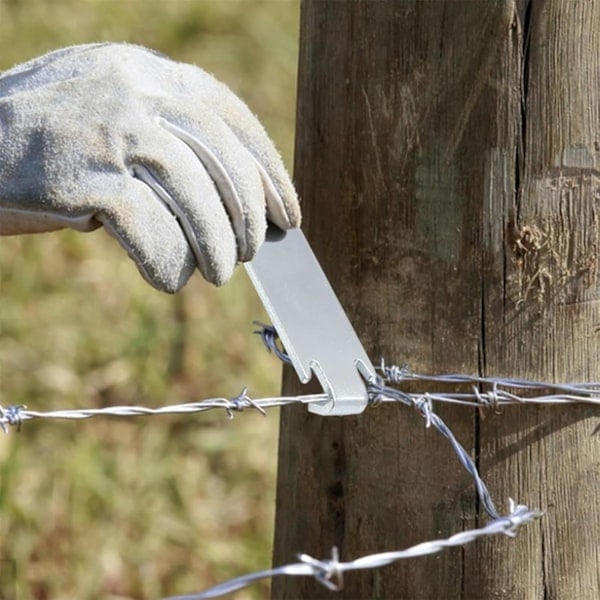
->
[0,43,301,292]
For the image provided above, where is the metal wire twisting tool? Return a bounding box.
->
[245,227,376,416]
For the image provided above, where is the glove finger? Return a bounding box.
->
[226,122,300,231]
[179,69,301,230]
[156,113,266,263]
[94,176,197,293]
[127,128,238,285]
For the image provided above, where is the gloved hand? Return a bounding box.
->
[0,43,300,292]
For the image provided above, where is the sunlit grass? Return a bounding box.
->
[0,1,299,597]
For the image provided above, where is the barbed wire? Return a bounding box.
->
[3,362,600,432]
[0,392,324,432]
[166,500,542,600]
[2,323,597,598]
[379,361,600,406]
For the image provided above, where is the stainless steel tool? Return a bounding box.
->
[245,227,376,416]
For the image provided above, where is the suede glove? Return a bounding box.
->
[0,43,300,292]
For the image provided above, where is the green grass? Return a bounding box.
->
[0,1,300,597]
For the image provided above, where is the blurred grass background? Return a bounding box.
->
[0,1,300,598]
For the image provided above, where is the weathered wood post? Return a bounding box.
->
[272,1,600,598]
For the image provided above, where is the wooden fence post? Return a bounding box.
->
[272,1,600,598]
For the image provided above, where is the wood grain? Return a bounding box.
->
[273,1,599,598]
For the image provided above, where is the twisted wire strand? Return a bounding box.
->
[0,393,326,432]
[369,380,500,519]
[379,361,600,397]
[166,501,542,600]
[3,372,599,432]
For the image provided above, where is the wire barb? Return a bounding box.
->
[224,388,266,419]
[0,404,24,433]
[298,546,343,592]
